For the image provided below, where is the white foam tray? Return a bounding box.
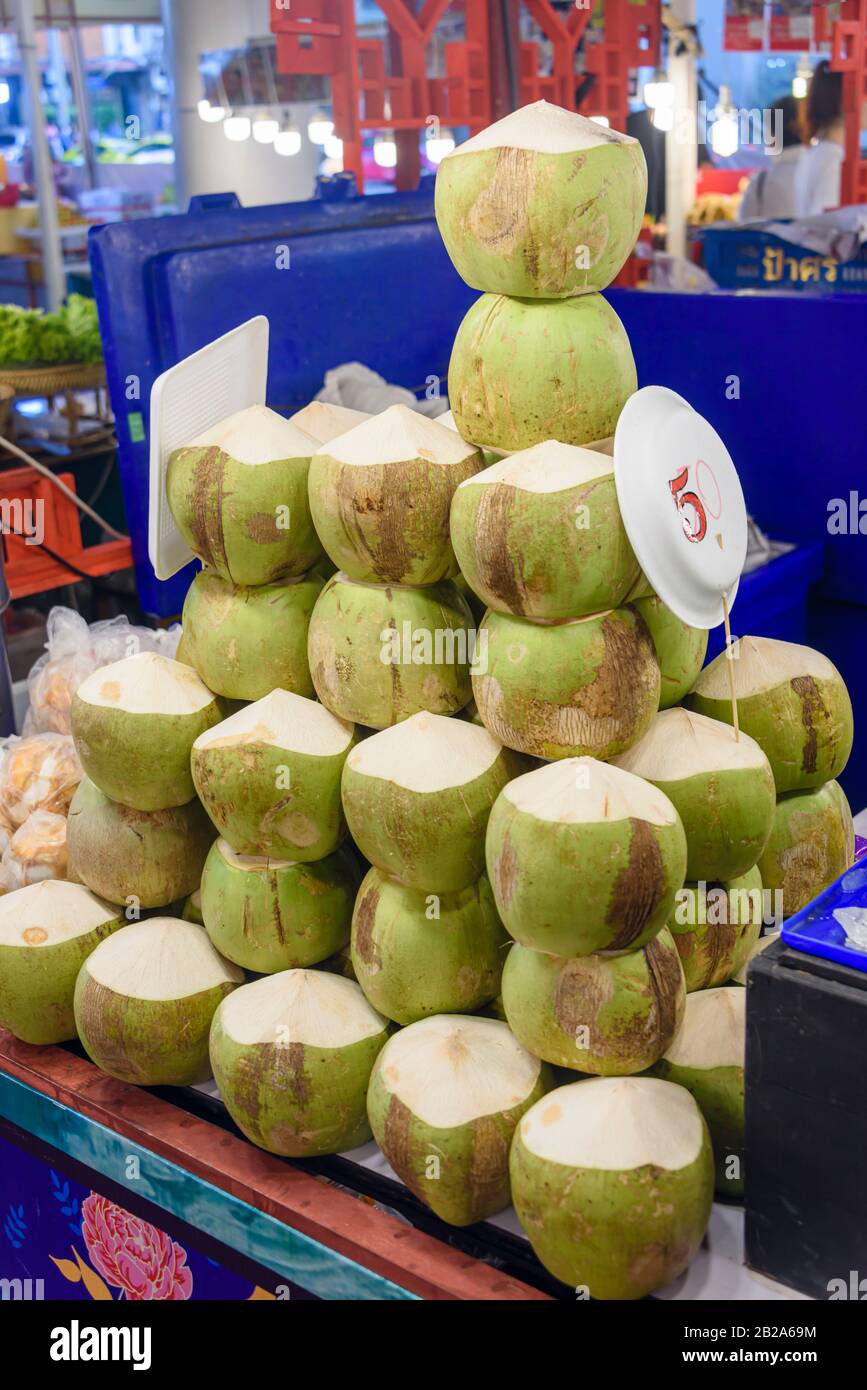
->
[148,316,270,581]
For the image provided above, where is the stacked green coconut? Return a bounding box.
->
[190,688,359,975]
[487,757,689,1075]
[24,649,246,1086]
[690,637,855,919]
[341,711,521,1023]
[68,652,222,910]
[437,102,708,760]
[612,706,776,991]
[437,101,645,451]
[167,404,326,701]
[305,404,484,727]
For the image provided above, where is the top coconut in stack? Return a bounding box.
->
[167,404,326,701]
[437,102,706,761]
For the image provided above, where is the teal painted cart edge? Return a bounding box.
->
[0,1072,418,1302]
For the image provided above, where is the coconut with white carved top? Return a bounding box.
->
[367,1014,551,1226]
[288,400,370,445]
[434,100,647,298]
[308,404,483,586]
[0,880,125,1045]
[308,571,475,727]
[209,970,389,1156]
[200,838,357,973]
[501,927,686,1075]
[652,987,747,1196]
[612,709,776,881]
[485,758,687,957]
[689,636,853,793]
[472,605,660,760]
[449,441,640,620]
[166,404,323,586]
[71,652,224,811]
[341,711,523,892]
[191,689,356,860]
[74,917,243,1086]
[509,1076,714,1298]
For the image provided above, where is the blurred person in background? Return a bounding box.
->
[794,60,844,216]
[737,95,803,221]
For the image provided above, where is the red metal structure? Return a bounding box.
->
[0,466,131,600]
[271,0,660,191]
[831,0,867,205]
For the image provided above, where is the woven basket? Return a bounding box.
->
[0,362,106,394]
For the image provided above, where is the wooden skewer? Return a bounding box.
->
[722,591,740,741]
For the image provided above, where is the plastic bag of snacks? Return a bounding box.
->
[24,607,182,736]
[0,732,82,826]
[0,810,67,893]
[0,805,14,857]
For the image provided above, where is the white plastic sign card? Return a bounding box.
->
[148,316,270,581]
[613,386,748,630]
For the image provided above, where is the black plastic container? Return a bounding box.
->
[744,936,867,1299]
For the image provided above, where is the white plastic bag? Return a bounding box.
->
[0,809,68,890]
[315,362,449,420]
[24,606,182,736]
[0,732,82,825]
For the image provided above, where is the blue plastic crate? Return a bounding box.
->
[782,853,867,973]
[700,222,867,292]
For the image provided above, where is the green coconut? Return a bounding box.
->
[209,970,389,1157]
[308,572,475,728]
[71,652,224,812]
[448,292,636,453]
[308,404,483,585]
[653,987,746,1197]
[632,596,708,709]
[486,758,687,956]
[182,889,204,925]
[341,711,521,892]
[510,1076,714,1298]
[449,441,640,620]
[435,100,647,298]
[288,400,370,444]
[181,568,323,702]
[74,917,243,1086]
[200,838,357,973]
[473,606,660,760]
[367,1014,550,1226]
[166,404,322,586]
[351,867,508,1024]
[757,780,854,918]
[668,867,764,992]
[501,928,685,1076]
[732,931,779,985]
[612,708,776,881]
[67,778,216,908]
[315,942,357,981]
[0,880,125,1045]
[191,688,355,860]
[689,636,854,793]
